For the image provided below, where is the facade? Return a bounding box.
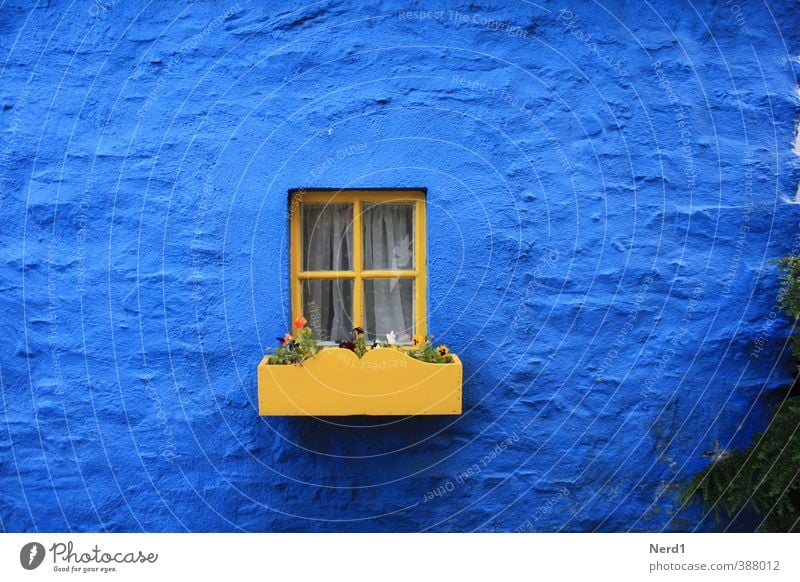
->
[1,1,799,532]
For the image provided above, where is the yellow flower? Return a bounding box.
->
[437,345,449,357]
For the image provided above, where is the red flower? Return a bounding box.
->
[293,316,308,329]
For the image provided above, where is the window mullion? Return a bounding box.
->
[415,200,427,338]
[291,194,302,323]
[353,199,363,330]
[297,271,356,279]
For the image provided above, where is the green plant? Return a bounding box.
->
[682,255,800,531]
[680,398,800,532]
[268,317,455,365]
[338,327,369,358]
[407,334,453,364]
[776,255,800,358]
[267,316,319,365]
[338,330,453,363]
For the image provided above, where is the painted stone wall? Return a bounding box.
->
[1,0,798,532]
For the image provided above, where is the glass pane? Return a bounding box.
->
[364,279,414,343]
[302,279,353,343]
[302,203,353,271]
[362,203,414,270]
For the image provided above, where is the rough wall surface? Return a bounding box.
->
[1,0,799,532]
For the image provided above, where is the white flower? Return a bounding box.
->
[386,331,397,345]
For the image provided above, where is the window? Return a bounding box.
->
[290,189,427,345]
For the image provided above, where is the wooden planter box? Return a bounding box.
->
[257,347,462,416]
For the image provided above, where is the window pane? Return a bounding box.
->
[364,278,414,343]
[302,279,353,342]
[362,203,414,270]
[302,203,353,271]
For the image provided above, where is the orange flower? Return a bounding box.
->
[282,333,294,346]
[293,316,307,329]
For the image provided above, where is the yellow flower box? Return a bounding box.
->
[257,347,462,416]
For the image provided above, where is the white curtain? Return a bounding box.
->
[302,204,353,342]
[301,202,415,343]
[363,203,414,343]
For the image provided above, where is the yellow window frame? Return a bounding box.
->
[289,188,428,343]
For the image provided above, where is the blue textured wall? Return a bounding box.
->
[1,0,799,532]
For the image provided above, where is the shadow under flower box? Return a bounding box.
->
[257,347,462,416]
